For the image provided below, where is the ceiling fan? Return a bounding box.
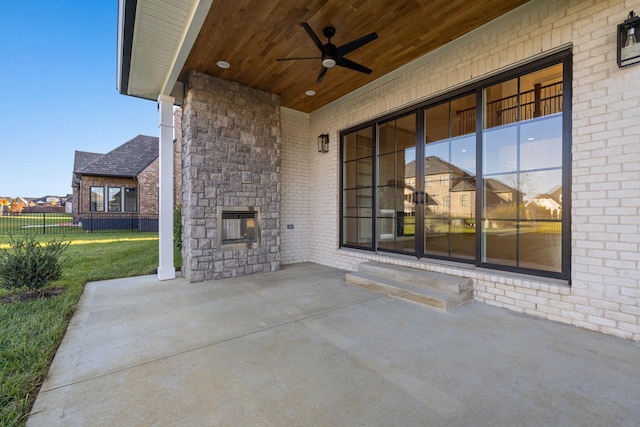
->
[276,22,378,84]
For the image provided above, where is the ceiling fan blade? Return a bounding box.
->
[276,57,321,61]
[300,22,326,53]
[336,57,372,74]
[316,66,328,84]
[336,32,378,57]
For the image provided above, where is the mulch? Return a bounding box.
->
[0,288,65,304]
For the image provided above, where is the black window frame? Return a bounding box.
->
[340,50,572,281]
[89,186,105,212]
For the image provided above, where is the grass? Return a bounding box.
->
[0,214,77,236]
[0,232,180,426]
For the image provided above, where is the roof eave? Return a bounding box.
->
[116,0,137,96]
[116,0,213,104]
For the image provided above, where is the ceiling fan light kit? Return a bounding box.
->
[276,22,378,84]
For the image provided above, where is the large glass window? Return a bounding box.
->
[90,187,104,212]
[481,64,564,273]
[124,188,137,212]
[342,126,374,249]
[340,54,569,279]
[108,187,122,212]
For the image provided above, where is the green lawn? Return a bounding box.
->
[0,233,180,426]
[0,213,77,236]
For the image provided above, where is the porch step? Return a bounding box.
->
[345,262,472,312]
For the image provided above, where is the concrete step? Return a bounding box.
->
[358,261,472,294]
[345,263,472,312]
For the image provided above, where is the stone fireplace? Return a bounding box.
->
[181,71,281,282]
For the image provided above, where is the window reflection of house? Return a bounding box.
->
[423,156,477,220]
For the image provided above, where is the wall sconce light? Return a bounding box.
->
[318,134,329,153]
[617,11,640,67]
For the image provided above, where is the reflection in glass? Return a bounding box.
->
[482,125,517,175]
[424,94,476,260]
[484,78,518,129]
[343,188,372,217]
[482,220,517,266]
[343,127,373,161]
[450,135,476,175]
[343,218,372,248]
[344,158,373,189]
[342,127,374,250]
[519,222,562,272]
[483,174,519,220]
[377,114,417,253]
[519,170,562,217]
[108,187,122,212]
[481,62,564,272]
[520,115,562,171]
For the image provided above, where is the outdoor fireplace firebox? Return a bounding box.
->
[217,207,261,249]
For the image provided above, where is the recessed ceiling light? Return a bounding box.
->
[305,90,316,96]
[217,61,230,69]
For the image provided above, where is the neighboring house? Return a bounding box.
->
[71,135,162,231]
[23,195,67,213]
[1,196,30,214]
[117,1,640,342]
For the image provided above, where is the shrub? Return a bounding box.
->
[174,204,183,249]
[0,235,69,290]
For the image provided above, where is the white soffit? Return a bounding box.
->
[127,0,212,100]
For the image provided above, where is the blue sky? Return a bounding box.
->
[0,1,158,198]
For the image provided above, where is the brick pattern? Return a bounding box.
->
[181,71,281,282]
[289,0,640,341]
[76,175,158,215]
[280,108,311,264]
[137,158,159,215]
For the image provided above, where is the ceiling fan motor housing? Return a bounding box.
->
[322,43,337,68]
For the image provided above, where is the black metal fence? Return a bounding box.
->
[0,212,159,235]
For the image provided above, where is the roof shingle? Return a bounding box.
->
[74,135,159,178]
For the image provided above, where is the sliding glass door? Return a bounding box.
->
[340,54,570,279]
[423,94,476,260]
[376,114,418,254]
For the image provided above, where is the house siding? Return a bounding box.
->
[278,0,640,341]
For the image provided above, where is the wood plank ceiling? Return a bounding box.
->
[180,0,530,113]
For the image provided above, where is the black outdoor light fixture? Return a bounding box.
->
[318,134,329,153]
[617,11,640,67]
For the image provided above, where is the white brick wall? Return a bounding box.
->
[281,108,311,264]
[289,0,640,341]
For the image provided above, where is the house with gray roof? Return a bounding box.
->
[71,134,180,231]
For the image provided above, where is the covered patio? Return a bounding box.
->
[28,264,640,426]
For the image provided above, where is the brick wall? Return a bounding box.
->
[292,0,640,341]
[181,71,281,282]
[138,158,159,215]
[280,107,311,264]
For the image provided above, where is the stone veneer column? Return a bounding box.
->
[181,71,281,282]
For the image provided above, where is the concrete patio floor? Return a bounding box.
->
[28,263,640,426]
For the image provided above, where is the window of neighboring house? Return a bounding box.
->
[108,187,122,212]
[461,194,469,207]
[124,188,137,212]
[90,187,105,212]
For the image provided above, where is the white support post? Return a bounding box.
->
[157,94,176,280]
